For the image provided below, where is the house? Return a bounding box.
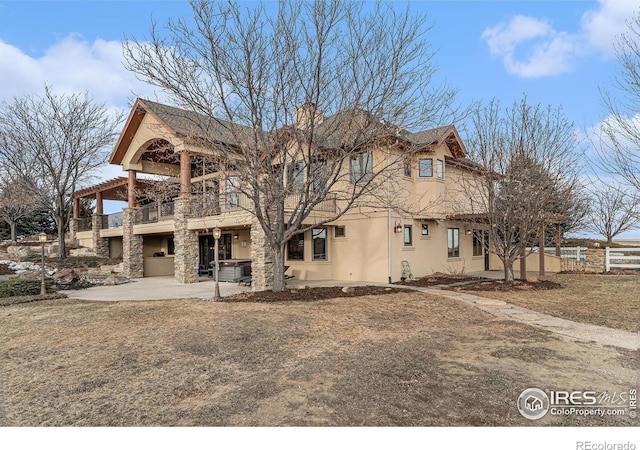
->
[71,99,496,290]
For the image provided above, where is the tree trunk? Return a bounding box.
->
[607,236,613,246]
[519,251,527,281]
[9,219,16,242]
[272,244,286,292]
[503,257,514,282]
[56,217,66,259]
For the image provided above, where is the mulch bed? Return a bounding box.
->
[395,273,484,287]
[452,279,562,292]
[0,292,68,307]
[221,285,404,303]
[0,263,14,275]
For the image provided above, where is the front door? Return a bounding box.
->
[199,233,232,268]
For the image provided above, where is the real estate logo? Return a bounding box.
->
[517,387,550,420]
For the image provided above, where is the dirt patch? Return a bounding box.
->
[395,273,483,287]
[0,293,636,426]
[222,285,404,303]
[454,279,562,292]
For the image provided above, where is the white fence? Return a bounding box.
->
[605,247,640,271]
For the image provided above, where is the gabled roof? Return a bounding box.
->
[110,99,467,164]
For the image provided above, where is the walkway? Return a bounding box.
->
[412,286,638,351]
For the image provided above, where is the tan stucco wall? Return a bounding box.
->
[488,251,562,274]
[286,212,486,283]
[144,256,175,276]
[76,231,93,249]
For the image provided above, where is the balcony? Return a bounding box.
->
[135,202,175,224]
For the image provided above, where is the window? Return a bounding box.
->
[419,158,433,177]
[437,159,444,179]
[403,157,412,177]
[350,152,373,183]
[473,230,483,256]
[167,237,175,255]
[312,228,327,261]
[421,223,429,236]
[226,176,240,208]
[334,225,346,238]
[404,225,413,246]
[287,161,305,190]
[447,228,460,258]
[287,232,305,260]
[312,160,327,193]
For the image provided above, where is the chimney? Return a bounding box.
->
[295,103,323,130]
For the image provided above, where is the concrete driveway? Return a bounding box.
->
[65,276,250,301]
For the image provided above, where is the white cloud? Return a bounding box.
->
[0,34,158,107]
[481,0,638,78]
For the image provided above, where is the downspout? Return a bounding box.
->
[387,206,392,284]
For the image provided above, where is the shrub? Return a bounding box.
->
[20,253,42,263]
[0,279,51,297]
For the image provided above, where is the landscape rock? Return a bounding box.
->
[53,269,81,285]
[341,286,353,293]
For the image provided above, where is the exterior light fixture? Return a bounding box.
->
[212,228,222,301]
[38,233,47,296]
[394,220,402,233]
[233,231,239,239]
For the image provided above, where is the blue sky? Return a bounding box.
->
[0,0,638,237]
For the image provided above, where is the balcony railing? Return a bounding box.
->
[105,211,123,229]
[77,217,93,232]
[135,202,175,224]
[188,193,252,218]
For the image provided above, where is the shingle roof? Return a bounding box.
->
[112,99,465,163]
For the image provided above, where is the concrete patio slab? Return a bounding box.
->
[65,276,250,301]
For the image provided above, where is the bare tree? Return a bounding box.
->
[460,97,583,282]
[124,0,459,291]
[586,181,640,245]
[599,9,640,191]
[0,177,38,241]
[0,86,122,258]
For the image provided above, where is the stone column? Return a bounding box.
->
[585,249,605,273]
[92,214,109,258]
[122,208,144,278]
[250,218,273,291]
[173,197,199,283]
[68,218,78,245]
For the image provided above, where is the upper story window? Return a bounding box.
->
[419,158,433,177]
[421,223,429,236]
[287,161,305,190]
[226,176,240,208]
[403,157,412,177]
[334,225,346,238]
[436,159,444,179]
[350,152,373,183]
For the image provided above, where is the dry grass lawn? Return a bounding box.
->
[0,290,637,426]
[459,274,640,332]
